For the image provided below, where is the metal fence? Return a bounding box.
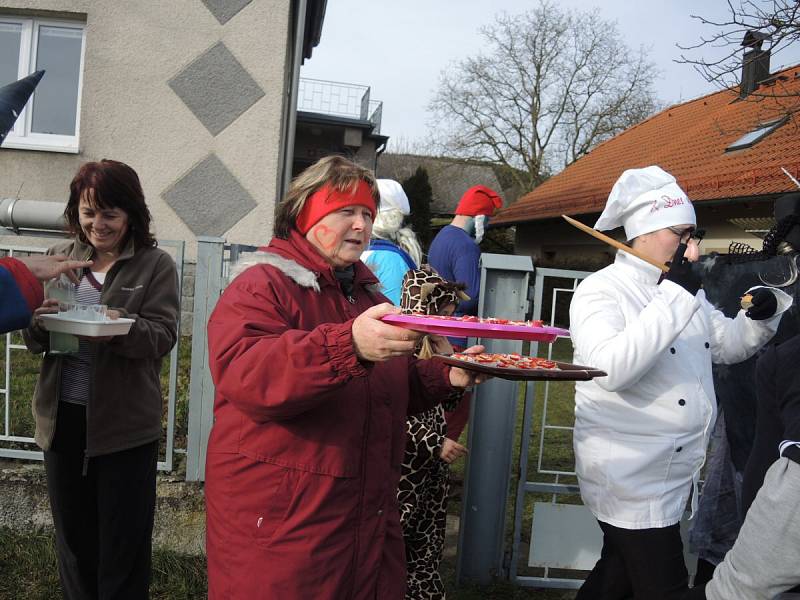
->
[507,267,700,589]
[509,267,594,589]
[184,238,257,481]
[0,239,185,472]
[297,77,383,133]
[455,260,607,589]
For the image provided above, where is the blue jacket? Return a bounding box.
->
[362,240,416,305]
[427,225,480,315]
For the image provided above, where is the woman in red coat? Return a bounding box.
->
[205,156,485,599]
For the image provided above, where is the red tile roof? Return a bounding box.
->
[493,65,800,226]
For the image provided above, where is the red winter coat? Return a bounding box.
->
[205,230,457,600]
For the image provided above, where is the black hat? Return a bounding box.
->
[774,192,800,222]
[0,70,45,146]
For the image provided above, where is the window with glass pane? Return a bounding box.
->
[726,117,789,152]
[31,25,83,136]
[0,16,84,152]
[0,21,22,88]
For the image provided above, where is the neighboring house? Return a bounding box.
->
[293,77,387,176]
[0,0,325,250]
[493,60,800,269]
[378,153,522,217]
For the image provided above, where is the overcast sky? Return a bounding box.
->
[301,1,800,150]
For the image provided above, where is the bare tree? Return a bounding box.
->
[428,1,659,193]
[385,135,438,157]
[678,0,800,95]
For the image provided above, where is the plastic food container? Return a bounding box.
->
[40,314,135,337]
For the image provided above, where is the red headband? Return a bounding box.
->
[295,180,377,234]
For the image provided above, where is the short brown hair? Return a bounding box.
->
[65,159,156,249]
[274,155,380,239]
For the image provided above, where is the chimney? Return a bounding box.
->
[740,30,772,98]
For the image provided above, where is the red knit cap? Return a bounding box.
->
[455,185,503,216]
[295,180,377,234]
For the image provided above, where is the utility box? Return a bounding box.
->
[457,253,533,584]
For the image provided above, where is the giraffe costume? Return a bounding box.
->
[398,265,469,600]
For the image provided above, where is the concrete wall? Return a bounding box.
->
[0,462,206,555]
[293,122,381,174]
[694,202,773,254]
[0,0,293,255]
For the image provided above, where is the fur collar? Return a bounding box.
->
[229,251,320,291]
[230,250,384,297]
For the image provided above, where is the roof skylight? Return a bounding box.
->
[726,116,788,151]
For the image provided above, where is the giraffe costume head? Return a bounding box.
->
[400,265,470,359]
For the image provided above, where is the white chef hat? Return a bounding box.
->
[376,179,410,216]
[595,166,696,241]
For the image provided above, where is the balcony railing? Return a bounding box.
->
[298,77,383,134]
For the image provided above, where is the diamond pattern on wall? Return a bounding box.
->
[163,154,257,236]
[169,42,265,136]
[201,0,253,25]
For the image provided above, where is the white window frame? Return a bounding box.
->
[1,15,86,154]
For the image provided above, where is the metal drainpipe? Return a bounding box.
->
[280,0,307,197]
[0,198,67,234]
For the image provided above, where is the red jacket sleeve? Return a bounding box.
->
[207,269,369,423]
[0,257,43,311]
[407,357,459,415]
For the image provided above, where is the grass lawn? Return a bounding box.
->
[0,320,585,598]
[0,528,207,600]
[0,526,576,600]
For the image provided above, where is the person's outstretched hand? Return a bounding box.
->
[352,303,422,362]
[440,438,468,464]
[662,243,702,296]
[19,255,92,284]
[448,344,491,388]
[745,288,778,320]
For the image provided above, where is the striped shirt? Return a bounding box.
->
[59,271,105,406]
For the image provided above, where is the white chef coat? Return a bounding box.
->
[570,250,791,529]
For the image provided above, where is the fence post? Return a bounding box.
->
[457,253,533,584]
[185,237,225,482]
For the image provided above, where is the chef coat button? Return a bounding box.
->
[670,347,676,354]
[377,509,383,516]
[676,446,683,452]
[704,342,710,349]
[678,399,686,406]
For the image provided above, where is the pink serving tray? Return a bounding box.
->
[381,314,569,342]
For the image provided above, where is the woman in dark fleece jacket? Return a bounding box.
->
[24,160,179,600]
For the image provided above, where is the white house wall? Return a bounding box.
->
[0,0,293,254]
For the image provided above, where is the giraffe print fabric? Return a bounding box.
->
[398,265,467,600]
